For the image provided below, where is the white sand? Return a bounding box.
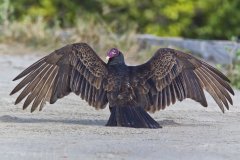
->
[0,54,239,160]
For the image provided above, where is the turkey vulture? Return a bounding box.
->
[10,43,234,128]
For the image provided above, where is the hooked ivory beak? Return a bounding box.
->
[106,56,110,60]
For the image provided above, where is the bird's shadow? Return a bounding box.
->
[0,115,107,126]
[0,115,180,127]
[157,119,180,126]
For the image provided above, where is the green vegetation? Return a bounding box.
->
[227,48,240,89]
[0,0,240,88]
[0,1,144,62]
[2,0,240,39]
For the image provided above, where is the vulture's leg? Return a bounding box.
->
[106,106,161,129]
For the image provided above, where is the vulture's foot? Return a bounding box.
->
[106,106,162,129]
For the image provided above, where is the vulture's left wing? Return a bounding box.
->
[10,43,108,112]
[130,48,234,113]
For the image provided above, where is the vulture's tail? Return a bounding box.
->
[106,106,161,129]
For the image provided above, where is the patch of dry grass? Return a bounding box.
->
[1,16,151,62]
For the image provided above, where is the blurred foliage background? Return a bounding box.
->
[1,0,240,40]
[0,0,240,88]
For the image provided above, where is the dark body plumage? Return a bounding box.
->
[10,43,234,128]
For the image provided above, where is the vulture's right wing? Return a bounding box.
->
[10,43,108,112]
[130,48,234,113]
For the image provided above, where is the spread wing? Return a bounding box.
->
[130,48,234,113]
[10,43,108,112]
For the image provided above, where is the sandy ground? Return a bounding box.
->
[0,54,239,160]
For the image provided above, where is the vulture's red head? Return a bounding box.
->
[106,48,120,60]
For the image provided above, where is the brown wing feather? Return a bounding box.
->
[10,43,108,112]
[130,48,234,113]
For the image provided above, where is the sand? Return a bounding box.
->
[0,54,239,160]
